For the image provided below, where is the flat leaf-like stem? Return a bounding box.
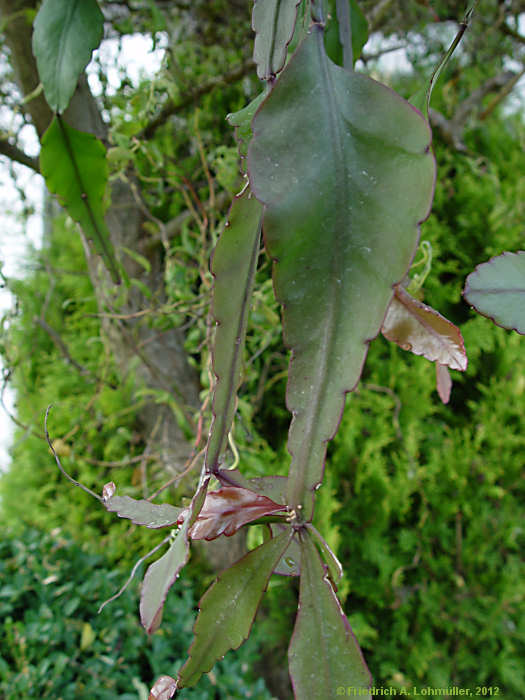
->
[217,469,289,503]
[178,529,292,688]
[248,27,435,519]
[33,0,104,113]
[463,251,525,334]
[382,284,467,371]
[105,495,182,529]
[272,525,301,576]
[139,474,209,634]
[139,521,190,634]
[227,89,269,171]
[252,0,302,80]
[305,522,343,585]
[206,188,263,472]
[289,534,372,699]
[189,486,286,541]
[40,117,120,282]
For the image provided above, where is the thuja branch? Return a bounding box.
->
[139,57,254,140]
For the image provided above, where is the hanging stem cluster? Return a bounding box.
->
[32,1,479,697]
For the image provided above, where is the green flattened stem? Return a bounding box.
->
[206,187,263,473]
[248,27,435,519]
[288,534,372,699]
[252,0,303,80]
[178,529,292,688]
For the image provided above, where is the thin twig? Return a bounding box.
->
[424,0,480,117]
[146,448,205,501]
[82,453,161,468]
[501,23,525,45]
[98,533,172,613]
[146,190,231,250]
[193,111,216,233]
[45,405,103,502]
[479,67,525,120]
[1,368,46,440]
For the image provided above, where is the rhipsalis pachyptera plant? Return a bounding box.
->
[31,0,477,697]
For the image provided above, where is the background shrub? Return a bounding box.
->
[0,528,273,699]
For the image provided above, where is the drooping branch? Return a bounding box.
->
[145,189,231,251]
[501,22,525,45]
[429,70,519,151]
[0,136,40,172]
[452,71,517,126]
[479,68,525,120]
[366,0,395,32]
[139,57,254,140]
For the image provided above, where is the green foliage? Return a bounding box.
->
[0,528,273,699]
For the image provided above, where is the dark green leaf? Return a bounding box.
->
[464,251,525,334]
[248,28,435,519]
[206,187,263,472]
[252,0,302,80]
[105,495,182,529]
[33,0,104,113]
[177,530,292,688]
[289,535,372,698]
[39,117,120,282]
